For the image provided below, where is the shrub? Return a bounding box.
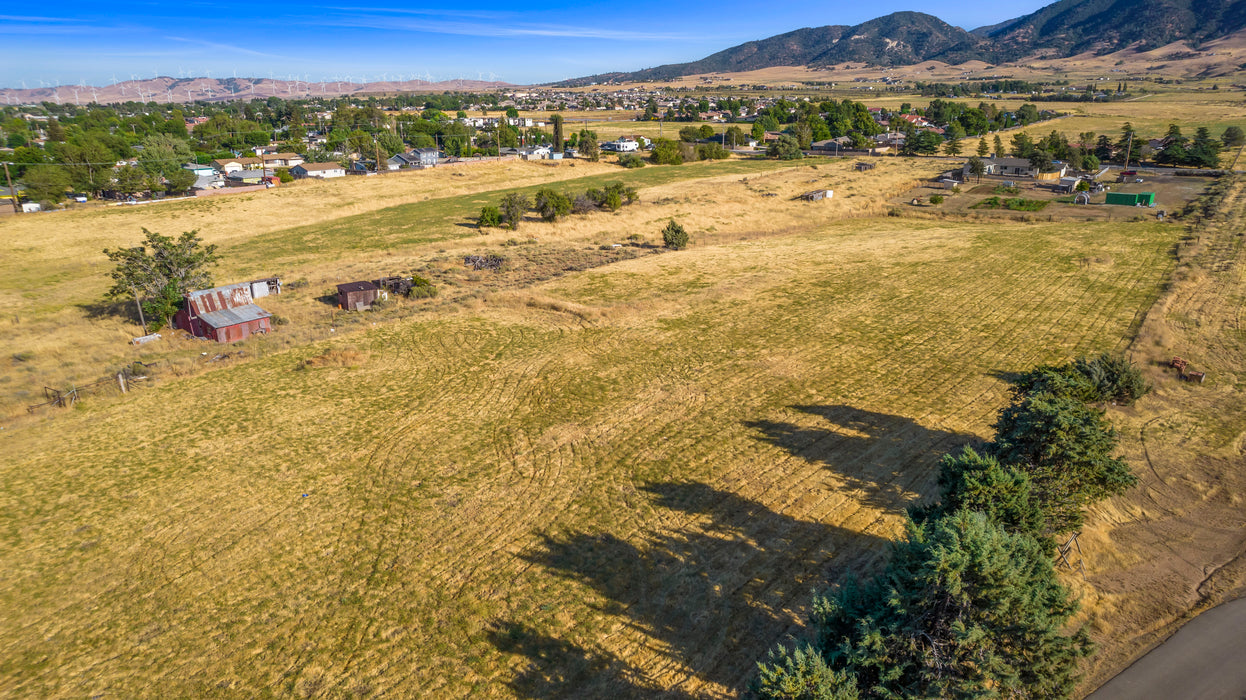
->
[276,168,294,183]
[499,193,530,230]
[661,220,688,250]
[478,205,502,228]
[618,153,645,168]
[650,139,683,165]
[407,274,438,299]
[533,188,572,221]
[696,142,731,160]
[929,194,945,205]
[572,194,598,214]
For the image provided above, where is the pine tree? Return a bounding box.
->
[976,138,989,157]
[757,511,1092,700]
[990,392,1136,534]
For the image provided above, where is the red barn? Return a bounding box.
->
[173,282,273,343]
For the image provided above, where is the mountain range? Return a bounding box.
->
[557,0,1246,85]
[0,76,510,107]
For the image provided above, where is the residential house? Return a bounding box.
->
[211,157,264,174]
[962,157,1067,179]
[388,148,440,169]
[265,153,305,168]
[226,168,277,187]
[291,162,347,179]
[504,145,552,160]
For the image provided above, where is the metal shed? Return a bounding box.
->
[174,282,273,343]
[337,281,381,311]
[797,189,833,202]
[1105,192,1156,206]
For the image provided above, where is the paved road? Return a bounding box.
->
[1088,598,1246,700]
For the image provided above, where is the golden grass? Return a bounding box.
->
[0,155,1186,696]
[1068,176,1246,694]
[0,156,933,418]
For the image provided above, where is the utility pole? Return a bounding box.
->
[3,162,20,214]
[1122,132,1133,172]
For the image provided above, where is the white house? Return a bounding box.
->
[291,162,347,179]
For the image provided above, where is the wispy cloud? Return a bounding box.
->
[319,6,509,21]
[165,36,290,59]
[0,15,85,22]
[0,15,97,34]
[315,15,690,41]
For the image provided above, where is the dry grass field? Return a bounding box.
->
[1072,176,1246,691]
[1,156,887,418]
[0,142,1203,698]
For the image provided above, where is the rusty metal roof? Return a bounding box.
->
[199,304,270,329]
[337,281,378,294]
[187,282,254,316]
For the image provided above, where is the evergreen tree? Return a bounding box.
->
[990,392,1136,534]
[1188,126,1222,168]
[916,447,1047,543]
[976,138,988,157]
[758,511,1091,700]
[993,134,1003,159]
[1221,126,1245,148]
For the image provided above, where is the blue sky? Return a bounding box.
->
[0,0,1052,88]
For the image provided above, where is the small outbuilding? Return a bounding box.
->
[174,281,273,343]
[337,281,380,311]
[797,189,833,201]
[1105,192,1156,207]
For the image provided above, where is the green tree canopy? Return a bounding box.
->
[19,164,72,204]
[990,392,1136,534]
[759,511,1091,699]
[767,135,803,160]
[651,139,683,165]
[103,229,220,327]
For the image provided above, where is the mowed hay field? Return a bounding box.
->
[0,156,913,418]
[0,165,1184,699]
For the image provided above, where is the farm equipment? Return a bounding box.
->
[1170,356,1206,383]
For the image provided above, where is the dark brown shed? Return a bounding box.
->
[337,281,380,311]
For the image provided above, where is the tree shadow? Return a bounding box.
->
[485,621,696,700]
[744,404,978,512]
[986,368,1026,386]
[498,482,891,697]
[79,298,137,322]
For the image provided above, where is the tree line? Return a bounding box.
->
[756,354,1149,699]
